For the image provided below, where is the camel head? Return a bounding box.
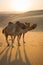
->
[27,24,37,31]
[23,23,37,33]
[24,22,37,30]
[30,24,37,30]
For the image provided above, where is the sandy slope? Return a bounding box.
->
[0,13,43,65]
[0,27,43,65]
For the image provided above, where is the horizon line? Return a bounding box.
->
[0,9,43,14]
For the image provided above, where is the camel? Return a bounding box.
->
[2,21,26,47]
[2,21,37,47]
[16,21,37,44]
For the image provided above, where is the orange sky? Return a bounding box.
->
[0,0,43,13]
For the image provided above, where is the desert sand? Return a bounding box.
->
[0,12,43,65]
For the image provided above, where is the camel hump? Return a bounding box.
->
[16,21,20,23]
[15,21,26,29]
[8,22,13,25]
[15,21,20,25]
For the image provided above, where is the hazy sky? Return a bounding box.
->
[0,0,43,12]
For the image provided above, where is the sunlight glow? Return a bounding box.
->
[11,0,32,12]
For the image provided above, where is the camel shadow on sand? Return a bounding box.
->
[0,44,31,65]
[0,21,37,65]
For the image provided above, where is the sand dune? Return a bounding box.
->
[0,14,43,31]
[0,27,43,65]
[0,11,43,65]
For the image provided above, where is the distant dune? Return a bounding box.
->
[24,10,43,16]
[0,10,43,15]
[0,10,43,31]
[0,10,43,65]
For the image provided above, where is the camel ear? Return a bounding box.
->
[25,22,30,26]
[25,22,27,24]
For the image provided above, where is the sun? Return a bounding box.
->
[11,0,32,13]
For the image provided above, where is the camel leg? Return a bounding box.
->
[17,35,21,46]
[23,33,25,44]
[19,34,22,46]
[11,36,15,48]
[6,35,9,47]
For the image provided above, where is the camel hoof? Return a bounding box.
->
[18,45,21,46]
[12,45,14,48]
[7,44,9,47]
[18,44,21,46]
[24,42,25,44]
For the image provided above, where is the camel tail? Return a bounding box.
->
[2,29,4,34]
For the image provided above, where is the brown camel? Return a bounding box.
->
[2,21,37,47]
[2,21,27,47]
[16,21,37,44]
